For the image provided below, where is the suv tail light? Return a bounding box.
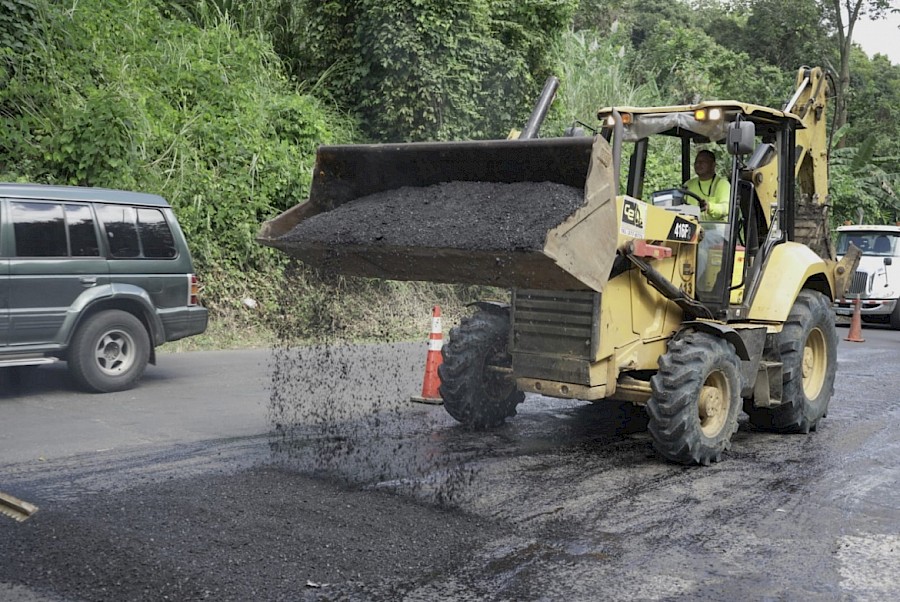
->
[188,274,201,306]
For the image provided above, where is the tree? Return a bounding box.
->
[823,0,895,132]
[291,0,576,142]
[702,0,830,75]
[572,0,625,31]
[628,18,789,107]
[830,136,900,225]
[622,0,696,49]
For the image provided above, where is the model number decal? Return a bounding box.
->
[667,216,698,242]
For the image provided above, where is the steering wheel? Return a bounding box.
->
[679,188,708,212]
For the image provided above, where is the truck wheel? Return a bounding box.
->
[438,310,524,429]
[745,290,836,433]
[647,331,742,465]
[890,301,900,330]
[68,310,151,393]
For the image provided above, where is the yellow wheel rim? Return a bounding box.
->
[802,327,827,399]
[699,370,730,438]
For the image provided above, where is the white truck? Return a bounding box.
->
[834,224,900,328]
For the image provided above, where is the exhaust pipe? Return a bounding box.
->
[519,76,560,140]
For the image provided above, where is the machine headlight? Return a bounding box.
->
[602,112,633,127]
[694,107,723,121]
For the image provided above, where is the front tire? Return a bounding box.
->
[647,331,742,465]
[744,290,836,433]
[68,310,151,393]
[438,310,524,429]
[890,300,900,330]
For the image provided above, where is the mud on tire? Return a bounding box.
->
[647,331,742,465]
[744,289,836,433]
[438,310,524,429]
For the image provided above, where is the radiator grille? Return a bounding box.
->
[847,270,871,296]
[511,289,599,359]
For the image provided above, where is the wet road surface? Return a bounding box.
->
[1,326,899,601]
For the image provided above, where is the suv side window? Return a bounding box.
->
[11,201,100,257]
[96,205,140,258]
[137,208,176,258]
[67,204,101,256]
[96,205,176,259]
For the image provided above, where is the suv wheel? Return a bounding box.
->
[68,310,151,393]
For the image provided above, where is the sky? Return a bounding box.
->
[854,8,900,64]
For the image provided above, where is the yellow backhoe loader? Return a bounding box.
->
[258,67,859,465]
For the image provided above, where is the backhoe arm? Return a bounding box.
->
[787,66,834,259]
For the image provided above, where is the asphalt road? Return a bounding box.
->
[1,325,899,601]
[0,349,273,463]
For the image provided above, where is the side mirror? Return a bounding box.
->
[885,257,893,266]
[726,121,755,155]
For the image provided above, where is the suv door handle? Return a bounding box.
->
[80,276,98,287]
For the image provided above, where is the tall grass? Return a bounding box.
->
[544,28,681,193]
[545,28,665,134]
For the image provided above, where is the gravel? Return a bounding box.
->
[280,181,585,252]
[0,465,502,601]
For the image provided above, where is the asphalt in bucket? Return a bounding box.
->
[281,180,585,251]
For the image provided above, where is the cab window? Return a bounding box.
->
[837,232,899,256]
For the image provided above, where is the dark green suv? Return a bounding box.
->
[0,183,208,392]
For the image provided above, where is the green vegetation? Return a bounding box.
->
[3,0,900,347]
[0,0,355,316]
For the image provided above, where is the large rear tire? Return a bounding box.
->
[647,331,742,465]
[744,290,836,433]
[438,310,524,429]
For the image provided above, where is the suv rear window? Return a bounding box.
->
[96,205,176,259]
[137,208,177,258]
[11,201,100,257]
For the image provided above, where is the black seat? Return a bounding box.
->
[874,235,891,253]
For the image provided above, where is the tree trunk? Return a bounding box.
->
[830,0,864,137]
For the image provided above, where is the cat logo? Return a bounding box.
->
[623,199,644,228]
[667,216,698,242]
[620,199,647,238]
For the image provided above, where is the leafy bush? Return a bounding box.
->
[830,134,900,225]
[0,0,356,312]
[0,0,37,59]
[289,0,576,142]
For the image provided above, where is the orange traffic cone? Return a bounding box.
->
[844,295,865,343]
[411,306,444,404]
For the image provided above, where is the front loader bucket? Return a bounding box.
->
[258,136,619,292]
